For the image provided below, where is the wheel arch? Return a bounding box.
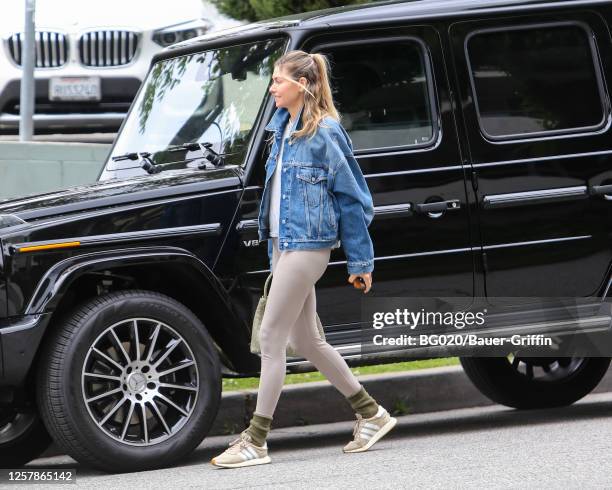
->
[26,247,259,384]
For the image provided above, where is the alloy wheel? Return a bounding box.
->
[507,354,585,382]
[0,409,36,445]
[81,318,199,446]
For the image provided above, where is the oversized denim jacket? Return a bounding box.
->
[257,105,375,274]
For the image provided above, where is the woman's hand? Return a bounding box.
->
[347,272,372,293]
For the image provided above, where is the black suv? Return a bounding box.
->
[1,0,612,472]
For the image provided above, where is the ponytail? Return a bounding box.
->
[273,50,341,141]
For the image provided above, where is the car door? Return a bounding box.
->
[449,9,612,316]
[226,24,476,358]
[305,26,476,348]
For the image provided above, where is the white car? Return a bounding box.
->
[0,0,241,133]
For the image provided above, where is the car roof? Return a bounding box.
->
[158,0,608,60]
[265,0,608,26]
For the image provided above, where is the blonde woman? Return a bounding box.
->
[211,50,396,469]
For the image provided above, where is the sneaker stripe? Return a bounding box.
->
[240,449,251,461]
[246,447,258,459]
[361,427,377,435]
[364,422,380,430]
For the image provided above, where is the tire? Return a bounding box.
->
[460,356,611,409]
[36,290,222,473]
[0,407,53,468]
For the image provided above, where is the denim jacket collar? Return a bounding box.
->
[264,104,305,134]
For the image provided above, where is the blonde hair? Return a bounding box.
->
[274,50,340,141]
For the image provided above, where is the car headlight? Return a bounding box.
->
[152,19,211,47]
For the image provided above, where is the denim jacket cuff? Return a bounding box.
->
[347,259,374,275]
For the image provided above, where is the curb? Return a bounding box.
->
[209,365,487,436]
[208,363,612,436]
[40,363,612,457]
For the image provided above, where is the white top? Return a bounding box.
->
[269,120,293,237]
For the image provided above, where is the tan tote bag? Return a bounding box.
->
[250,272,326,357]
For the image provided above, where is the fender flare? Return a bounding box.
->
[23,246,258,373]
[25,246,226,314]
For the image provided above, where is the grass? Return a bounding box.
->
[222,357,460,392]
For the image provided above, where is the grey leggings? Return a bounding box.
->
[254,237,362,418]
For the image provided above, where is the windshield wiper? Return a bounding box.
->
[167,142,227,169]
[111,152,161,175]
[111,142,237,175]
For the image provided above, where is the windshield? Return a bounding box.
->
[102,37,287,176]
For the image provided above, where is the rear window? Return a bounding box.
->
[466,23,606,139]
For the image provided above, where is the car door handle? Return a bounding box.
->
[589,184,612,200]
[373,203,413,219]
[236,219,259,232]
[415,199,461,214]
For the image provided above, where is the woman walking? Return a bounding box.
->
[211,50,396,469]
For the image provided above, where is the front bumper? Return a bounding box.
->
[0,313,52,388]
[0,112,127,132]
[0,78,141,132]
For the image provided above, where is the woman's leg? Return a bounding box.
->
[287,286,378,418]
[245,238,283,447]
[253,239,331,418]
[211,240,333,466]
[287,285,362,398]
[285,281,397,454]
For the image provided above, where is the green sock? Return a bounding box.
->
[246,412,273,447]
[346,386,379,419]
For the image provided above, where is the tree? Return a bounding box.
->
[210,0,372,23]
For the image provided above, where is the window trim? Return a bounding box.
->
[311,35,439,155]
[464,20,608,142]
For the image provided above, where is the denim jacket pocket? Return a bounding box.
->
[296,167,326,206]
[296,167,332,238]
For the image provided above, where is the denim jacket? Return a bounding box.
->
[257,105,375,274]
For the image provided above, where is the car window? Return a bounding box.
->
[103,37,287,175]
[466,23,606,139]
[317,39,435,152]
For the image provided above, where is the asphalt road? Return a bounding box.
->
[11,391,612,489]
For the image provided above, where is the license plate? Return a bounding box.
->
[49,76,101,101]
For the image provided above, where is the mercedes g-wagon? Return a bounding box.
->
[1,0,611,472]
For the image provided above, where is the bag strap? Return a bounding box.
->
[263,272,273,298]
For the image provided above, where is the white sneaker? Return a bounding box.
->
[343,405,397,453]
[210,429,271,468]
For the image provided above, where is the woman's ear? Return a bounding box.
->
[299,77,308,92]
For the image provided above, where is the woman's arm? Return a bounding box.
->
[329,131,375,275]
